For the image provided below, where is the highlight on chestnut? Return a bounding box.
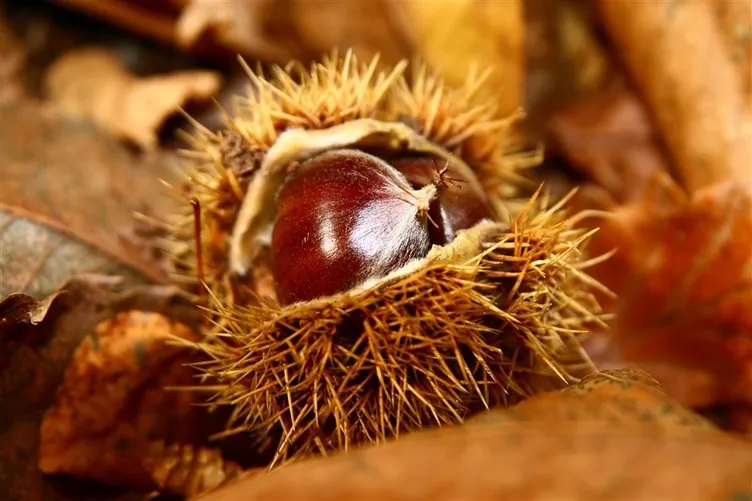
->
[159,50,607,466]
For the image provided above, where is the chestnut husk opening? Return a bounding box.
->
[160,53,605,468]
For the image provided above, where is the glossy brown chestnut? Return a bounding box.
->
[390,155,492,245]
[271,149,437,305]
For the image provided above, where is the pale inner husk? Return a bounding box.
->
[228,118,487,275]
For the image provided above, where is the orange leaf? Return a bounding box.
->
[597,0,752,192]
[197,370,752,501]
[586,175,752,407]
[39,311,243,496]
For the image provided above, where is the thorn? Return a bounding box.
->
[191,197,206,308]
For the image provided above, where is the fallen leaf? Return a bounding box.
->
[597,0,752,192]
[44,46,222,149]
[0,100,183,299]
[0,292,60,327]
[146,442,244,497]
[0,291,60,372]
[0,276,198,501]
[547,83,671,203]
[176,0,292,61]
[584,175,752,409]
[198,370,752,501]
[39,310,243,497]
[0,211,147,300]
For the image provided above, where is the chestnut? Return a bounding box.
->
[271,149,438,305]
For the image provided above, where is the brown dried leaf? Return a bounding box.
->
[585,175,752,408]
[176,0,291,61]
[0,292,60,327]
[0,291,60,372]
[0,276,198,501]
[175,0,409,69]
[547,83,671,203]
[0,211,148,300]
[44,46,222,149]
[0,100,183,299]
[39,310,241,497]
[198,370,752,501]
[146,442,244,497]
[597,0,752,192]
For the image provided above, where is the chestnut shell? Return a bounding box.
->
[271,149,433,305]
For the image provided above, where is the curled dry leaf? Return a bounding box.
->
[0,291,59,373]
[597,0,752,192]
[176,0,292,61]
[44,46,222,149]
[39,310,242,497]
[0,276,198,501]
[0,101,183,299]
[584,175,752,409]
[199,370,752,501]
[0,292,60,328]
[547,83,670,203]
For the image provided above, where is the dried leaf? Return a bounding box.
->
[585,175,752,408]
[176,0,292,61]
[0,100,182,299]
[176,0,409,69]
[547,83,670,203]
[39,310,242,497]
[597,0,752,192]
[198,370,752,501]
[0,291,60,372]
[0,292,60,327]
[0,276,198,501]
[44,46,222,149]
[146,442,244,496]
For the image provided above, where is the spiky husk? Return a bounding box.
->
[160,51,534,305]
[184,193,606,466]
[157,51,608,466]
